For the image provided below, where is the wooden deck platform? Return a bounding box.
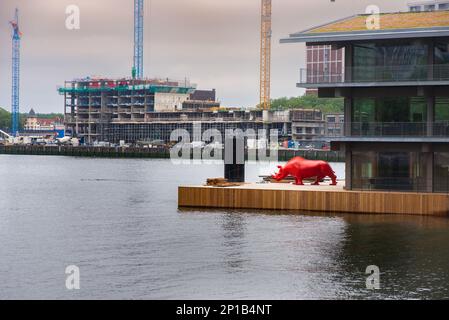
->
[178,182,449,216]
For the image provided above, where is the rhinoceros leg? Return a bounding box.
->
[327,172,337,185]
[294,177,304,185]
[326,175,337,185]
[321,163,338,185]
[312,175,324,185]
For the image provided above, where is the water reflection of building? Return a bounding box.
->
[282,10,449,192]
[338,213,449,299]
[221,213,246,272]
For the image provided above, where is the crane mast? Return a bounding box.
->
[134,0,144,79]
[260,0,272,110]
[10,8,21,136]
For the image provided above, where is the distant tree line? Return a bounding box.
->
[0,107,15,131]
[269,95,344,114]
[33,113,64,119]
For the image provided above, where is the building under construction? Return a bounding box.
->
[59,77,296,144]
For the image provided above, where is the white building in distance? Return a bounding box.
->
[408,0,449,11]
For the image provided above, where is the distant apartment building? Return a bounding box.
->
[324,113,344,137]
[408,0,449,11]
[25,108,64,131]
[290,109,325,141]
[24,109,65,138]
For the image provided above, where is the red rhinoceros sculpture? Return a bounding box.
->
[272,156,337,186]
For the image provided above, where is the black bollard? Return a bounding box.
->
[224,135,245,183]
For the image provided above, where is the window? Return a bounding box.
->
[352,151,430,192]
[409,6,421,12]
[434,41,449,81]
[424,5,436,11]
[434,153,449,192]
[353,42,428,81]
[439,3,449,10]
[353,97,426,123]
[328,117,335,123]
[352,97,427,136]
[434,98,449,136]
[435,97,449,121]
[306,45,344,83]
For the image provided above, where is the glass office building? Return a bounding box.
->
[282,10,449,192]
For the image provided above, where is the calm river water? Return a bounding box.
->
[0,155,449,299]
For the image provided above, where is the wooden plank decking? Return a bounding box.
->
[178,183,449,216]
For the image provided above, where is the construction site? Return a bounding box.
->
[54,0,330,146]
[0,0,342,149]
[59,75,299,144]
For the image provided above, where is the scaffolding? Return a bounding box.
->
[61,78,197,143]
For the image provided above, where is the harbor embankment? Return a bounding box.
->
[0,145,345,162]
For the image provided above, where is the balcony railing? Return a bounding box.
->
[351,122,426,136]
[299,64,449,85]
[351,121,449,137]
[321,122,449,137]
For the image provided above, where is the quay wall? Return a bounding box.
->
[0,145,345,162]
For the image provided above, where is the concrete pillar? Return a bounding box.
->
[262,110,271,123]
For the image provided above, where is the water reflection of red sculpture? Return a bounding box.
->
[272,157,337,186]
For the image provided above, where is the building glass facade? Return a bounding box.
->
[352,151,431,192]
[283,10,449,193]
[353,42,429,82]
[434,152,449,192]
[351,97,427,136]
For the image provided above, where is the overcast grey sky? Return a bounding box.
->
[0,0,407,113]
